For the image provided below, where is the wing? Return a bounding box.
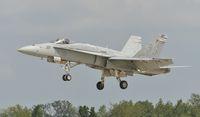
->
[53,46,109,68]
[107,57,173,71]
[54,46,111,57]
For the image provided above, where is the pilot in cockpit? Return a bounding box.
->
[54,38,70,44]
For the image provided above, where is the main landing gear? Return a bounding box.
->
[118,79,128,90]
[61,63,129,90]
[96,81,104,90]
[96,70,128,90]
[96,78,128,90]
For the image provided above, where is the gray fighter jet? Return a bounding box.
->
[18,34,174,90]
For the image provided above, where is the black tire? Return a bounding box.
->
[62,74,72,81]
[66,74,72,81]
[62,74,67,81]
[96,81,104,90]
[120,80,128,89]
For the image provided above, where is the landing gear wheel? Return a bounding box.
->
[96,81,104,90]
[62,74,72,81]
[120,80,128,89]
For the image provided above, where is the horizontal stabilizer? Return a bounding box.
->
[110,57,173,61]
[108,57,173,70]
[160,66,192,69]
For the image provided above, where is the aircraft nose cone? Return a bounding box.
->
[18,45,38,55]
[17,47,26,53]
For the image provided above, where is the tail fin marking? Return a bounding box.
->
[134,34,167,58]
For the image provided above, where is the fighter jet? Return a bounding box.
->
[18,34,174,90]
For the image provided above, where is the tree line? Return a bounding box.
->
[1,93,200,117]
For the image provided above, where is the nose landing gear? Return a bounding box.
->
[62,61,72,81]
[62,74,72,81]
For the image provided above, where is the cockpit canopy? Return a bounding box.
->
[53,38,70,44]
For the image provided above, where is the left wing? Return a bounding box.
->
[107,57,173,71]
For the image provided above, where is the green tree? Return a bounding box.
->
[189,94,200,117]
[190,107,200,117]
[43,100,78,117]
[162,101,174,117]
[153,101,174,117]
[110,100,134,117]
[173,100,188,117]
[154,98,165,117]
[189,93,200,108]
[0,104,32,117]
[32,104,44,117]
[79,106,90,117]
[133,100,154,117]
[97,105,108,117]
[89,107,97,117]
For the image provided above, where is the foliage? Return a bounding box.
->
[0,104,32,117]
[79,106,97,117]
[1,94,200,117]
[43,100,79,117]
[109,100,154,117]
[110,100,134,117]
[79,106,90,117]
[97,105,109,117]
[89,107,97,117]
[32,104,44,117]
[189,93,200,108]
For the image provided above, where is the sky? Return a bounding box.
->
[0,0,199,109]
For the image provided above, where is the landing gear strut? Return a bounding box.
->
[96,73,105,90]
[62,61,72,81]
[96,77,128,90]
[96,70,129,90]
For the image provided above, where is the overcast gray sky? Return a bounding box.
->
[0,0,199,109]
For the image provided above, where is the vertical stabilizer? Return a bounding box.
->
[121,35,142,57]
[134,34,167,58]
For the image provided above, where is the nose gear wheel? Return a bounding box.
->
[62,74,72,81]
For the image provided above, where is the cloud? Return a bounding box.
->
[0,58,15,79]
[0,0,199,109]
[0,0,199,36]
